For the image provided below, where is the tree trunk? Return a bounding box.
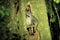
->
[21,0,51,40]
[8,0,52,40]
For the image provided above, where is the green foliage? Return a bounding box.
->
[0,26,21,40]
[0,5,10,17]
[0,5,9,40]
[0,5,22,40]
[54,0,60,3]
[50,15,56,23]
[0,5,10,27]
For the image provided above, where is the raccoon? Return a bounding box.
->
[25,4,40,40]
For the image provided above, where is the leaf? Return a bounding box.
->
[50,15,56,23]
[54,0,60,3]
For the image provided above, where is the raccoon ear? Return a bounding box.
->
[25,2,32,12]
[27,2,31,7]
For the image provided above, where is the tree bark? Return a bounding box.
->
[21,0,51,40]
[8,0,52,40]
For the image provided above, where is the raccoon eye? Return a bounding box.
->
[28,15,30,17]
[26,15,30,17]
